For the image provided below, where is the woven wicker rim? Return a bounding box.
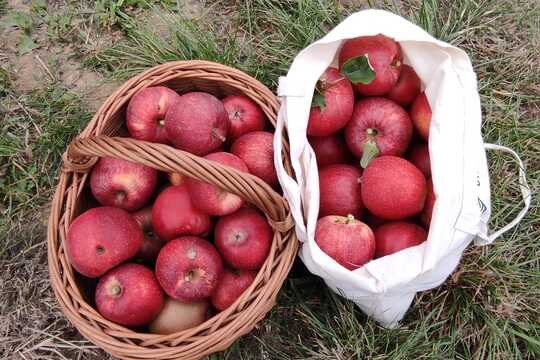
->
[47,60,298,360]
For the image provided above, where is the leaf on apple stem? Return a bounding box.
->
[311,88,326,111]
[341,54,376,85]
[360,140,380,168]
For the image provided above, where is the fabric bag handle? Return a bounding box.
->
[484,143,531,242]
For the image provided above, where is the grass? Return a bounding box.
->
[0,0,538,359]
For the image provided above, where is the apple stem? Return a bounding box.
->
[185,271,193,282]
[158,119,165,127]
[212,129,226,143]
[111,285,122,296]
[96,245,105,255]
[346,214,355,224]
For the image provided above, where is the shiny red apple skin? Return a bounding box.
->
[386,64,421,107]
[188,152,249,216]
[407,142,431,178]
[211,268,257,311]
[308,132,353,167]
[152,184,212,241]
[165,92,229,155]
[374,221,427,258]
[222,95,266,142]
[126,86,180,144]
[410,92,432,141]
[214,207,272,270]
[95,263,164,326]
[155,236,223,301]
[420,178,435,227]
[318,164,363,218]
[66,207,143,278]
[345,97,413,159]
[307,67,354,137]
[90,157,158,212]
[132,206,164,262]
[315,215,375,270]
[361,156,427,220]
[231,131,277,186]
[339,34,403,96]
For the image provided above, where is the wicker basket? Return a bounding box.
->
[48,61,298,360]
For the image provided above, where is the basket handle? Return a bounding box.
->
[484,143,531,242]
[63,136,294,234]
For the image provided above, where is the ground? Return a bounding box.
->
[0,0,538,359]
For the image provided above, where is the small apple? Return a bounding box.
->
[339,34,403,96]
[410,92,432,141]
[420,178,435,227]
[126,86,180,144]
[66,207,143,278]
[222,95,266,142]
[149,297,209,334]
[165,92,229,155]
[95,263,164,326]
[308,132,353,167]
[315,215,375,270]
[152,184,212,241]
[90,157,158,212]
[131,206,164,262]
[307,67,354,137]
[386,64,421,107]
[167,172,185,186]
[155,236,223,301]
[188,152,249,216]
[361,156,427,220]
[407,142,431,178]
[318,164,363,218]
[214,207,272,270]
[211,268,257,311]
[345,97,412,168]
[230,131,278,186]
[374,221,427,258]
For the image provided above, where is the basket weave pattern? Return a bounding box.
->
[48,61,298,360]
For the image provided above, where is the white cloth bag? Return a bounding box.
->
[273,9,531,327]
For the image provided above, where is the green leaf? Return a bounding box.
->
[341,54,376,85]
[360,139,380,168]
[17,35,37,54]
[311,88,326,111]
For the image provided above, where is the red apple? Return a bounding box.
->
[95,263,164,326]
[230,131,277,186]
[66,207,143,278]
[410,92,432,141]
[308,132,353,167]
[407,142,431,178]
[339,34,403,96]
[165,92,229,155]
[315,215,375,270]
[222,95,266,142]
[420,178,435,227]
[211,268,257,311]
[152,184,212,241]
[90,157,158,212]
[214,207,272,270]
[374,221,427,258]
[386,64,421,107]
[155,236,223,301]
[149,298,209,334]
[188,152,249,216]
[167,172,185,186]
[319,164,363,218]
[307,67,354,137]
[126,86,180,144]
[132,206,164,262]
[361,156,427,220]
[345,97,412,167]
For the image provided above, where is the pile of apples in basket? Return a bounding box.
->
[67,89,278,333]
[310,34,434,270]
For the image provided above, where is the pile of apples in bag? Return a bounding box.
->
[310,34,435,269]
